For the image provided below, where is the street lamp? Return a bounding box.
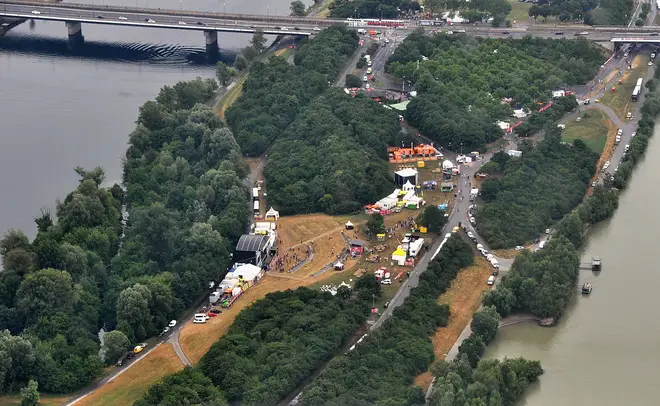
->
[179,0,182,12]
[267,5,270,24]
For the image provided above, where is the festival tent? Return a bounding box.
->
[442,160,454,170]
[345,221,355,230]
[391,247,407,266]
[265,207,280,221]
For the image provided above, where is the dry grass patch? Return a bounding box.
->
[76,344,183,406]
[0,394,71,406]
[413,257,494,392]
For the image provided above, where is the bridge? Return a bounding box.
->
[0,0,338,56]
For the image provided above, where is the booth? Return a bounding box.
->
[391,247,407,266]
[394,168,419,187]
[345,220,355,230]
[334,262,344,270]
[350,239,366,255]
[265,207,280,221]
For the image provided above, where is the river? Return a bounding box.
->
[486,124,660,405]
[0,0,307,238]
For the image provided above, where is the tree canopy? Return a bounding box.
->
[476,128,599,248]
[387,31,605,149]
[528,0,632,26]
[299,236,474,405]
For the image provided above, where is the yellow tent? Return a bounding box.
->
[391,247,407,266]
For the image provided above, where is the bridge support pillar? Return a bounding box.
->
[204,30,219,62]
[66,21,84,50]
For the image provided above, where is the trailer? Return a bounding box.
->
[252,187,259,200]
[253,200,260,215]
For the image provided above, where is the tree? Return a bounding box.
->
[216,62,235,86]
[470,306,501,344]
[20,380,39,406]
[250,29,267,53]
[290,0,306,16]
[135,367,227,406]
[345,73,363,88]
[417,205,447,233]
[102,330,130,364]
[234,53,249,70]
[458,334,486,367]
[116,284,152,341]
[366,213,386,235]
[354,274,381,301]
[555,211,584,247]
[16,269,74,324]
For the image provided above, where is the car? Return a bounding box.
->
[649,61,654,66]
[313,26,321,31]
[178,21,186,25]
[133,344,146,354]
[595,98,600,103]
[467,231,475,239]
[651,32,660,36]
[146,18,155,23]
[31,10,40,15]
[381,279,392,285]
[274,26,281,29]
[545,228,551,234]
[456,29,466,33]
[366,67,372,74]
[502,31,510,34]
[580,31,589,35]
[158,326,170,336]
[583,99,590,105]
[168,320,177,327]
[210,309,222,314]
[294,27,300,30]
[624,51,629,57]
[591,181,597,187]
[365,83,370,89]
[481,250,489,257]
[385,38,390,43]
[617,128,623,136]
[452,226,460,233]
[96,15,104,19]
[624,144,630,152]
[281,27,289,30]
[116,357,125,367]
[192,318,206,324]
[632,131,636,137]
[384,301,390,308]
[469,216,476,224]
[515,245,524,251]
[118,16,128,20]
[363,75,368,82]
[627,112,633,119]
[555,31,564,35]
[207,312,217,317]
[126,352,135,359]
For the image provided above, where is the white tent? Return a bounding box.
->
[442,160,454,170]
[334,262,344,270]
[377,196,398,210]
[391,247,407,266]
[231,263,264,282]
[345,221,354,230]
[265,207,280,221]
[402,180,415,191]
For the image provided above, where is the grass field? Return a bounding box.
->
[562,109,609,153]
[0,394,71,406]
[507,0,532,23]
[76,344,183,406]
[216,75,247,120]
[601,54,650,120]
[414,255,495,391]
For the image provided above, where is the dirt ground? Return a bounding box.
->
[413,256,495,391]
[77,344,184,406]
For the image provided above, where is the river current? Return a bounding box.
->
[0,0,305,237]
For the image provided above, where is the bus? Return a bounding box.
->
[636,78,643,88]
[344,18,405,28]
[632,85,641,101]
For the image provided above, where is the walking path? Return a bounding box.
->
[168,327,191,366]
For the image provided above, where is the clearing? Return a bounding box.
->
[413,256,494,391]
[600,54,650,120]
[507,0,531,23]
[562,109,610,153]
[76,344,184,406]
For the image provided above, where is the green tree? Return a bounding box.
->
[417,205,447,233]
[470,306,501,344]
[16,269,74,324]
[345,73,363,88]
[102,330,130,364]
[135,367,227,406]
[290,0,306,16]
[354,274,381,301]
[250,29,267,53]
[458,334,486,367]
[116,284,152,341]
[555,211,584,247]
[20,380,39,406]
[234,53,249,71]
[216,62,235,86]
[366,213,386,235]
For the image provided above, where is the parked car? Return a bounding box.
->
[554,31,564,35]
[207,312,217,317]
[210,309,222,314]
[381,279,392,285]
[313,26,321,31]
[31,10,41,14]
[133,343,147,354]
[118,16,128,20]
[467,231,475,239]
[168,320,177,327]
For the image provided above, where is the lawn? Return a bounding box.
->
[507,0,532,23]
[600,54,650,120]
[216,74,247,120]
[75,344,184,406]
[414,255,495,391]
[562,109,609,153]
[0,394,71,406]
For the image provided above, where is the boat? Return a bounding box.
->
[581,283,592,294]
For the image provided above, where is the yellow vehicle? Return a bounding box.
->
[366,67,372,74]
[452,226,460,233]
[594,99,600,103]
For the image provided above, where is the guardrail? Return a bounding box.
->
[0,0,343,25]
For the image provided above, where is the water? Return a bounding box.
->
[0,0,307,238]
[485,124,660,406]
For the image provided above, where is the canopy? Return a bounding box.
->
[265,207,280,220]
[392,248,406,259]
[402,180,415,191]
[345,220,354,227]
[230,263,263,281]
[395,168,418,178]
[442,160,454,169]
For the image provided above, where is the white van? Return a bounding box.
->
[539,240,546,249]
[487,276,495,285]
[476,243,484,251]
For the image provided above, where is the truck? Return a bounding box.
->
[253,200,259,215]
[469,188,479,201]
[252,187,259,200]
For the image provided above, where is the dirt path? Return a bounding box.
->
[167,327,191,366]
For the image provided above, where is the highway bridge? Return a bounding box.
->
[0,0,333,55]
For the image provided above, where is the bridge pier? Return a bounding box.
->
[204,30,219,62]
[66,21,84,50]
